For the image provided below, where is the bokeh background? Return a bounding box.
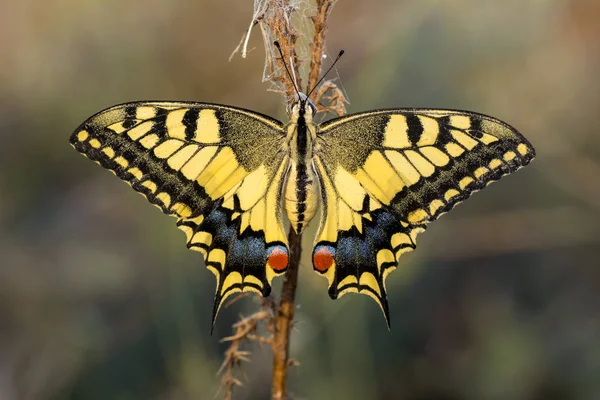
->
[1,0,599,399]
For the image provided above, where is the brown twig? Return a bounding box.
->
[261,0,302,100]
[271,229,302,399]
[269,1,342,398]
[262,3,304,397]
[217,296,275,400]
[224,1,342,399]
[307,0,338,93]
[311,80,348,116]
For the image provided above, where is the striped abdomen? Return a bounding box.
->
[284,160,319,233]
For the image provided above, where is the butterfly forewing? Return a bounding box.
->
[313,109,535,325]
[70,102,290,324]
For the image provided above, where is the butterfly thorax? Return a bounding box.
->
[284,99,319,233]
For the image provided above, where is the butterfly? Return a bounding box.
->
[70,91,535,328]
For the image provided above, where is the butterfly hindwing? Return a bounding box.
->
[313,109,535,325]
[176,154,290,323]
[70,101,290,323]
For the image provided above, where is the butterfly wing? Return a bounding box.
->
[70,102,290,324]
[313,109,535,326]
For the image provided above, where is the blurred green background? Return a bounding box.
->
[2,0,599,399]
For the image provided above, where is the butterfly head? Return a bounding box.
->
[272,40,343,121]
[288,92,317,119]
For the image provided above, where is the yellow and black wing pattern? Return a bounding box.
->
[70,102,290,323]
[313,109,535,326]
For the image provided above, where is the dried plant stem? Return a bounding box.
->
[271,229,302,399]
[261,2,304,396]
[222,1,342,398]
[263,0,302,99]
[217,296,275,400]
[307,0,337,92]
[270,1,340,397]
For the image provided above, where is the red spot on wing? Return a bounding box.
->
[267,248,288,271]
[313,247,334,272]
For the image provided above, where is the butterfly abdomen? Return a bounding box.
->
[284,161,319,233]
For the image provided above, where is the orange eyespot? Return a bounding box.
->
[313,245,335,272]
[267,245,289,272]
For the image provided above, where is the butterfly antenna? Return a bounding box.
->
[273,41,301,98]
[306,49,345,99]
